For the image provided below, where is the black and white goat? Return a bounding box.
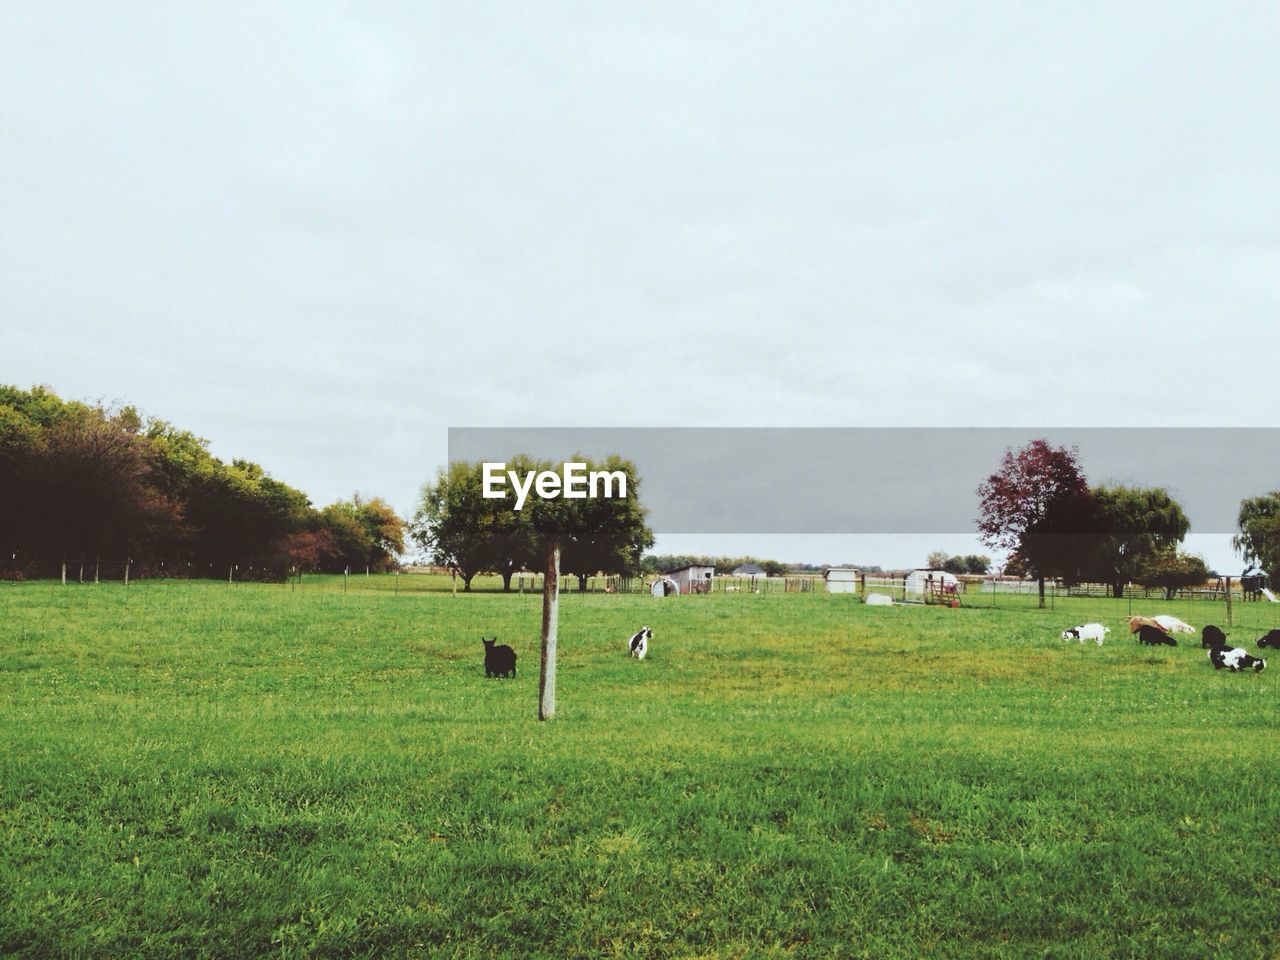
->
[1061,623,1108,645]
[1207,644,1267,672]
[628,626,652,660]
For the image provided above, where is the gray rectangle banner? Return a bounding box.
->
[448,428,1275,535]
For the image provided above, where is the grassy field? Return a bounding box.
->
[1,579,1277,959]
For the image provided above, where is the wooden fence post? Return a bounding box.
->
[1225,576,1233,627]
[539,538,561,722]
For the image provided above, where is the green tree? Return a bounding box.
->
[1,384,328,580]
[484,454,540,592]
[321,495,407,573]
[318,502,373,572]
[1090,486,1190,598]
[410,462,493,591]
[540,456,654,593]
[31,404,182,564]
[1137,547,1211,600]
[357,496,406,571]
[1234,493,1280,578]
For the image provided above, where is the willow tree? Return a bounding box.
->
[1235,493,1280,580]
[1091,486,1190,598]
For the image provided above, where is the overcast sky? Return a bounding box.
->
[5,4,1279,570]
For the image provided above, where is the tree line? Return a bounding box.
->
[976,439,1276,605]
[924,552,993,575]
[0,385,405,579]
[640,555,791,577]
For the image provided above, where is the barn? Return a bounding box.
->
[667,564,714,595]
[731,563,766,580]
[824,567,860,594]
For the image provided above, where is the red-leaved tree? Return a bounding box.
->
[976,440,1102,607]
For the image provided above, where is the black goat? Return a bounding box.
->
[483,637,517,678]
[1201,625,1228,648]
[1137,624,1176,646]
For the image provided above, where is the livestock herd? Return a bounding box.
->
[1061,615,1275,673]
[482,610,1274,682]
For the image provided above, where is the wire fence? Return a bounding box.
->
[853,575,1280,638]
[5,560,1279,640]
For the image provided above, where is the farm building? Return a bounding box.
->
[731,563,766,579]
[904,569,960,597]
[650,576,679,597]
[667,564,714,594]
[824,567,860,594]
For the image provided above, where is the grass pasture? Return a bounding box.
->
[1,579,1278,959]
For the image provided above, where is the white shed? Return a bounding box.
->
[904,569,960,597]
[824,567,860,594]
[667,564,714,595]
[650,577,680,597]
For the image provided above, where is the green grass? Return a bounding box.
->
[1,580,1278,958]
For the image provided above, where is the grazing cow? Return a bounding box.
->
[482,637,517,678]
[1257,630,1280,650]
[1201,625,1229,648]
[1061,623,1109,645]
[628,626,652,660]
[1152,614,1194,634]
[1126,616,1167,634]
[1137,624,1177,646]
[1207,645,1267,672]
